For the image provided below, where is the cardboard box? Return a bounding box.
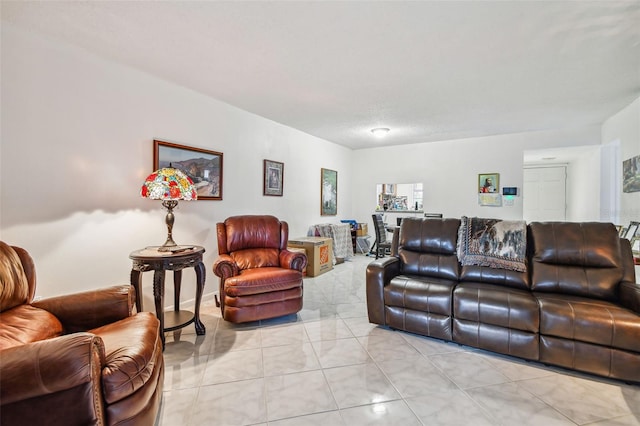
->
[356,223,368,236]
[288,237,333,277]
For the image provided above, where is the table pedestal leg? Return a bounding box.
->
[194,261,206,335]
[130,269,142,313]
[153,269,166,349]
[173,270,182,312]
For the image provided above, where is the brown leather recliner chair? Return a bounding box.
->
[213,215,307,323]
[0,241,164,426]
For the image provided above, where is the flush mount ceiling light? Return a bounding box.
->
[371,127,390,138]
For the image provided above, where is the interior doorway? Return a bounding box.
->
[523,166,567,222]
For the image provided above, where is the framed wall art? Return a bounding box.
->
[623,154,640,193]
[321,168,337,216]
[631,236,640,257]
[154,140,223,200]
[263,159,284,196]
[624,221,639,240]
[478,173,500,194]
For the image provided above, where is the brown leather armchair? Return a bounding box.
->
[0,242,164,426]
[213,215,307,323]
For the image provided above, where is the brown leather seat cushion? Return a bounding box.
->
[224,267,302,297]
[454,282,539,332]
[0,305,63,351]
[537,293,640,353]
[385,275,456,316]
[90,312,162,404]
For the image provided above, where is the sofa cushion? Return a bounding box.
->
[460,265,529,290]
[0,241,30,312]
[385,275,456,316]
[398,218,461,281]
[529,222,623,301]
[0,305,63,351]
[457,216,527,272]
[90,312,162,405]
[454,282,539,332]
[224,267,303,297]
[537,293,640,353]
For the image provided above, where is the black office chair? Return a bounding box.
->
[371,214,392,259]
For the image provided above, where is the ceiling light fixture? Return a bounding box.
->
[371,127,390,138]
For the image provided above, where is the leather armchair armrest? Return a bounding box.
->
[280,249,308,272]
[620,280,640,314]
[33,285,134,333]
[1,333,105,420]
[366,257,400,325]
[213,254,239,278]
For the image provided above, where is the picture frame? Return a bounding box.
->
[321,168,338,216]
[154,140,223,200]
[624,221,639,240]
[263,159,284,196]
[631,236,640,256]
[479,173,500,194]
[623,154,640,193]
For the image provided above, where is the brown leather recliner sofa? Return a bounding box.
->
[366,217,640,383]
[0,242,164,425]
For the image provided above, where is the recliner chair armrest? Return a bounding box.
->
[366,257,400,325]
[0,333,106,423]
[33,285,135,333]
[213,254,239,278]
[620,280,640,314]
[279,249,308,272]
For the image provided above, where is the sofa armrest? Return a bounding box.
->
[280,249,308,272]
[366,257,400,325]
[1,333,106,423]
[213,254,239,278]
[33,285,134,333]
[620,280,640,314]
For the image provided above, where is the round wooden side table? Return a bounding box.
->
[129,245,206,348]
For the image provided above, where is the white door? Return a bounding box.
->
[523,166,567,222]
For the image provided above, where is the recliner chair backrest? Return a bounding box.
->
[0,242,34,312]
[216,215,287,270]
[529,222,623,301]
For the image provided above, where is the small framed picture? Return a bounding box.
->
[479,173,500,194]
[624,221,639,240]
[263,160,284,196]
[154,140,223,200]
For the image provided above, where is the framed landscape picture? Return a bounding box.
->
[321,168,337,215]
[263,159,284,196]
[154,140,223,200]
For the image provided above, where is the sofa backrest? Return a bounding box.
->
[398,218,460,281]
[460,265,530,290]
[529,222,623,301]
[216,215,286,269]
[0,242,34,312]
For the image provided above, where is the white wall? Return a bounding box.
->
[602,96,640,226]
[351,126,601,228]
[0,25,353,305]
[566,149,601,222]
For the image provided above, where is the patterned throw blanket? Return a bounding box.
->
[457,216,527,272]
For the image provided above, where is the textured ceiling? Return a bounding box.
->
[2,1,640,150]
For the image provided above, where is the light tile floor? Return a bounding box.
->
[158,255,640,426]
